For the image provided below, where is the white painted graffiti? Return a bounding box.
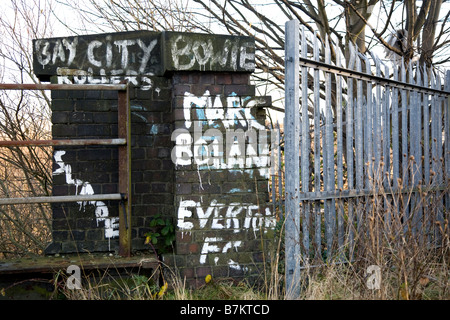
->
[53,151,119,246]
[181,91,266,130]
[35,34,255,77]
[173,90,277,267]
[171,91,276,178]
[200,237,242,265]
[56,69,154,90]
[177,199,275,233]
[35,38,79,67]
[35,36,158,72]
[171,35,254,71]
[35,35,158,89]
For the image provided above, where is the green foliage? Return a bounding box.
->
[144,213,175,253]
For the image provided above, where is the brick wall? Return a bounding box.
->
[34,30,276,287]
[47,77,174,254]
[166,71,275,287]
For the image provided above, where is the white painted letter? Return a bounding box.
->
[178,200,196,230]
[87,40,103,67]
[62,37,78,66]
[137,39,157,73]
[172,35,195,70]
[114,39,136,69]
[35,40,51,67]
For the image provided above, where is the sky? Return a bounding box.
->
[40,0,449,121]
[1,0,449,110]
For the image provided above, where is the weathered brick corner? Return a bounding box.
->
[33,30,276,287]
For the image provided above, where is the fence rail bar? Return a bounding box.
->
[0,81,132,258]
[299,57,450,96]
[0,83,127,91]
[0,194,124,205]
[299,186,447,201]
[117,82,132,258]
[0,138,126,147]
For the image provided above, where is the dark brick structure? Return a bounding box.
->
[33,30,276,287]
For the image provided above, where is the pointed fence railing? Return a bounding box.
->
[283,19,450,298]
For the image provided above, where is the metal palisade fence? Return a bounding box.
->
[283,20,450,298]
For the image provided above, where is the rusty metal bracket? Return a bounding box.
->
[117,81,132,257]
[120,193,128,230]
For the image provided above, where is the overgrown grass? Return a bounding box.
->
[3,158,449,300]
[54,172,449,301]
[55,266,265,300]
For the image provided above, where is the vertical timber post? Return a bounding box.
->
[118,82,132,257]
[284,19,301,299]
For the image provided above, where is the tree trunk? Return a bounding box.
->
[420,0,443,68]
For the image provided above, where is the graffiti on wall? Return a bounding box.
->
[34,32,255,83]
[53,150,119,248]
[170,35,254,71]
[172,91,277,267]
[172,91,273,178]
[34,36,159,76]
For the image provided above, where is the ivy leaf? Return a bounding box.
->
[149,219,158,227]
[161,225,169,236]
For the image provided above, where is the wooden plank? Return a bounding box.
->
[284,19,301,299]
[401,59,409,186]
[436,74,443,178]
[444,70,450,227]
[277,121,283,219]
[300,26,310,259]
[383,64,391,186]
[324,36,335,259]
[423,66,432,243]
[271,123,278,215]
[416,65,422,182]
[364,54,373,189]
[381,63,392,231]
[435,74,444,235]
[431,72,439,180]
[409,63,419,186]
[400,59,410,228]
[313,33,322,259]
[0,254,159,275]
[336,47,344,252]
[409,64,419,234]
[374,58,382,173]
[346,42,356,258]
[392,64,400,189]
[355,56,364,240]
[423,66,430,185]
